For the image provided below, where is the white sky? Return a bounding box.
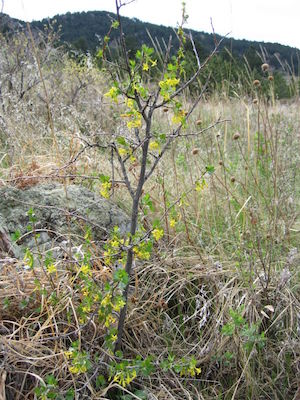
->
[2,0,300,49]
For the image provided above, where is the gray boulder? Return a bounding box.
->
[0,183,130,258]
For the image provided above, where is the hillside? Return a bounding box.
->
[1,10,300,73]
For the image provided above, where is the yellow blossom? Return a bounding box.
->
[101,294,112,307]
[127,118,142,129]
[104,86,119,103]
[80,264,91,275]
[111,334,117,342]
[118,148,127,157]
[113,369,137,387]
[64,351,73,358]
[172,110,186,125]
[149,141,160,151]
[170,218,177,228]
[69,364,88,374]
[195,179,207,192]
[111,239,119,248]
[100,181,111,199]
[105,314,116,327]
[47,264,57,274]
[152,228,164,241]
[93,293,101,301]
[143,63,149,71]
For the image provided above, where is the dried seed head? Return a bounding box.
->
[218,160,223,166]
[191,148,200,155]
[230,176,236,183]
[233,132,240,140]
[196,119,202,126]
[253,79,260,87]
[253,98,258,104]
[261,63,269,72]
[268,75,274,81]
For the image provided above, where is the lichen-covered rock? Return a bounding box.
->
[0,183,130,257]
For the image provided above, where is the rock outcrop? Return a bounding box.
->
[0,183,130,258]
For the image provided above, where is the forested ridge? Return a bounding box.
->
[1,10,299,72]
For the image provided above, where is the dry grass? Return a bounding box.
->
[0,31,299,399]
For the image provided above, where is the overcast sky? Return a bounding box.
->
[2,0,300,49]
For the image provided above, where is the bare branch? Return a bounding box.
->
[166,119,231,138]
[155,36,226,109]
[189,32,201,69]
[145,77,211,182]
[112,143,135,199]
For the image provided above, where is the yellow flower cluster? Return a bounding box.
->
[118,148,127,157]
[142,59,157,71]
[149,140,160,151]
[104,86,119,103]
[100,181,111,199]
[121,98,142,129]
[113,369,137,387]
[152,228,164,241]
[47,264,57,274]
[69,365,88,374]
[170,218,177,228]
[104,314,116,328]
[80,264,91,275]
[133,245,150,260]
[159,76,180,101]
[195,179,207,192]
[181,365,201,377]
[172,109,186,125]
[65,348,90,375]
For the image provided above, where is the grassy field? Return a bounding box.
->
[0,29,299,400]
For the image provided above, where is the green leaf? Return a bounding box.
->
[205,165,215,174]
[3,297,10,309]
[142,193,154,211]
[152,219,161,228]
[113,268,129,286]
[47,391,57,399]
[221,323,235,336]
[45,375,57,386]
[134,390,148,399]
[229,308,245,327]
[24,248,34,269]
[99,174,110,183]
[11,229,21,242]
[115,350,123,358]
[167,63,178,72]
[19,298,30,310]
[117,136,127,146]
[136,50,142,60]
[65,389,75,400]
[96,374,106,388]
[111,20,119,29]
[142,44,154,56]
[129,59,136,69]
